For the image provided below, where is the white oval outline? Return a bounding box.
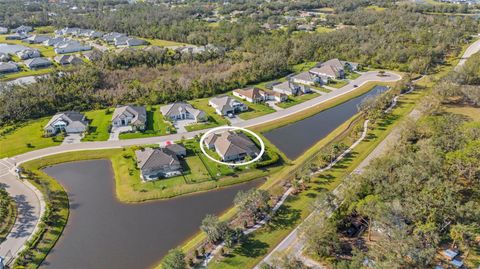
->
[199,126,265,166]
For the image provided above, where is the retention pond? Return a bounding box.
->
[42,159,262,269]
[264,85,389,159]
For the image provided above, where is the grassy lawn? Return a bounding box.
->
[346,72,361,80]
[315,26,335,33]
[82,109,113,141]
[188,98,230,127]
[276,92,320,109]
[143,38,186,47]
[0,35,56,58]
[0,118,63,158]
[365,5,387,11]
[445,105,480,121]
[119,105,175,139]
[0,66,55,81]
[328,79,349,88]
[291,61,318,73]
[228,94,276,120]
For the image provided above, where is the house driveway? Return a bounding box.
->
[226,115,244,124]
[173,119,197,134]
[61,134,83,145]
[109,126,132,141]
[266,101,284,111]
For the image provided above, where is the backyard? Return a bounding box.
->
[228,93,276,120]
[276,92,320,109]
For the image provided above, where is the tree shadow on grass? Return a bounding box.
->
[233,236,269,258]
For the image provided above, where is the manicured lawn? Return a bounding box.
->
[82,109,113,141]
[119,105,175,139]
[315,26,335,33]
[328,79,349,88]
[228,94,276,120]
[291,61,318,73]
[346,72,361,80]
[0,118,63,158]
[0,67,55,81]
[0,35,56,58]
[184,120,220,132]
[188,98,230,126]
[276,92,320,109]
[143,38,186,47]
[445,105,480,121]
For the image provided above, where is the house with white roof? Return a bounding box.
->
[0,62,19,74]
[44,111,89,136]
[209,96,248,116]
[111,105,147,131]
[160,102,207,122]
[24,57,52,69]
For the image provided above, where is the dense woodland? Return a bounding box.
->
[1,0,479,126]
[298,53,480,268]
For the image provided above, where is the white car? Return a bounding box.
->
[227,113,235,118]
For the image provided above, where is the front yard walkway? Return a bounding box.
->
[173,119,197,134]
[61,134,83,145]
[226,114,244,124]
[266,101,284,111]
[108,126,132,141]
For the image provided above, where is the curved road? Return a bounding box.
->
[255,37,480,268]
[0,71,401,263]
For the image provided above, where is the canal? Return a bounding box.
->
[42,160,263,269]
[264,85,389,160]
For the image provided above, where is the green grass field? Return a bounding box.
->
[119,105,175,139]
[0,118,63,158]
[82,109,113,141]
[276,92,320,109]
[328,79,349,88]
[315,26,335,33]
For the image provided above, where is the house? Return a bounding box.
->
[290,71,319,86]
[11,25,33,34]
[0,27,8,34]
[135,147,183,180]
[54,55,83,65]
[103,32,127,43]
[0,62,19,74]
[113,35,130,46]
[272,81,310,95]
[24,57,52,69]
[43,37,68,46]
[56,27,81,36]
[111,105,147,131]
[441,249,459,260]
[204,131,260,162]
[160,102,207,122]
[0,53,10,62]
[264,89,288,102]
[164,142,187,157]
[232,87,288,103]
[5,33,29,40]
[54,40,91,54]
[16,49,41,60]
[85,30,104,39]
[209,96,248,116]
[44,111,88,136]
[23,35,51,44]
[310,58,360,80]
[310,64,343,80]
[83,50,102,61]
[297,24,315,31]
[126,38,147,47]
[233,88,268,103]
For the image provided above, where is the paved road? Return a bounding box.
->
[0,70,400,263]
[255,37,480,268]
[455,38,480,71]
[0,159,44,264]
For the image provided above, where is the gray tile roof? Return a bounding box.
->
[112,105,147,126]
[135,148,180,170]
